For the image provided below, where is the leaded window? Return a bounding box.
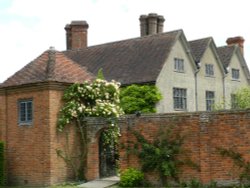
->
[19,100,33,124]
[205,64,214,76]
[206,91,215,111]
[174,58,184,72]
[173,88,187,110]
[231,94,238,109]
[232,69,240,80]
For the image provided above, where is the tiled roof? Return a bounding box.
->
[64,30,181,85]
[217,45,235,68]
[189,37,211,62]
[1,49,94,87]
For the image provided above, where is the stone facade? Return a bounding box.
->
[224,48,250,109]
[156,34,197,112]
[196,42,225,111]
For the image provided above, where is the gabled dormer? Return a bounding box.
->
[218,36,250,109]
[156,30,198,112]
[189,37,225,111]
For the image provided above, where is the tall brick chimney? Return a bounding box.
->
[139,13,165,37]
[65,21,89,50]
[226,36,245,55]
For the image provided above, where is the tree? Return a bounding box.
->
[120,84,162,114]
[57,79,123,180]
[233,87,250,109]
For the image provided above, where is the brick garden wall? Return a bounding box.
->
[117,111,250,186]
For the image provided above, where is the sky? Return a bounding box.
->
[1,0,250,82]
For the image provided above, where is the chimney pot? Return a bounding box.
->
[139,13,165,37]
[226,36,245,55]
[139,15,148,36]
[157,15,165,33]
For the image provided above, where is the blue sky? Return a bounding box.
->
[1,0,250,82]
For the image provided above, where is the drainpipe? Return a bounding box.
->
[222,73,227,109]
[195,62,200,111]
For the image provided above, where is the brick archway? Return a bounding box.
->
[99,129,117,178]
[85,121,109,180]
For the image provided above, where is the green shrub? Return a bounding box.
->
[0,141,5,186]
[120,84,162,114]
[119,168,144,187]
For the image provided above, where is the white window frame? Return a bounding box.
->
[205,64,214,76]
[232,68,240,80]
[174,58,184,72]
[173,88,187,110]
[231,94,238,109]
[18,99,33,125]
[206,91,215,111]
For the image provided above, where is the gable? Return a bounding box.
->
[199,40,225,77]
[228,48,250,84]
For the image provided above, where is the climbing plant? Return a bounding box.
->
[218,147,250,185]
[57,78,123,180]
[127,126,198,186]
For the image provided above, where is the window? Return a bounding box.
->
[205,64,214,76]
[174,58,184,72]
[206,91,215,111]
[173,88,187,110]
[232,69,240,80]
[18,100,33,124]
[231,94,238,109]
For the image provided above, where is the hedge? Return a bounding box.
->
[0,141,5,186]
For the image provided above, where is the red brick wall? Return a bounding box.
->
[0,84,81,186]
[4,88,51,186]
[118,112,250,186]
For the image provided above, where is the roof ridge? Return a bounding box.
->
[189,36,213,43]
[46,48,56,80]
[63,29,183,53]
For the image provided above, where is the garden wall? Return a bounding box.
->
[1,103,250,186]
[116,111,250,186]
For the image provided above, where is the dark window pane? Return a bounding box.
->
[206,91,215,111]
[173,88,187,110]
[19,100,33,123]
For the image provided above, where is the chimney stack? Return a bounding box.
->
[65,21,89,50]
[139,13,165,37]
[226,36,245,55]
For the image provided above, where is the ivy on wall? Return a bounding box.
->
[126,126,198,186]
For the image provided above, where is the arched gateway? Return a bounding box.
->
[99,130,117,178]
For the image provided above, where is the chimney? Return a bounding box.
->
[226,36,245,55]
[139,15,148,36]
[157,15,165,33]
[139,13,165,37]
[147,13,158,35]
[65,21,89,50]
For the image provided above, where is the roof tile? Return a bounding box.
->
[1,49,94,87]
[64,30,181,85]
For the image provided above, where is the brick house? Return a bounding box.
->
[0,13,250,186]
